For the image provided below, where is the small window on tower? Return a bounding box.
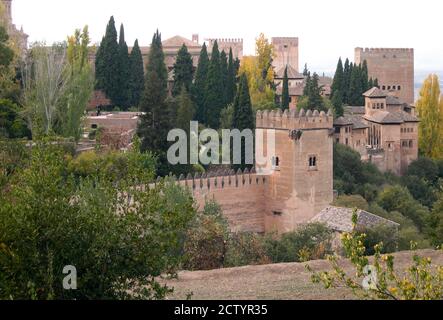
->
[309,155,318,170]
[398,85,401,91]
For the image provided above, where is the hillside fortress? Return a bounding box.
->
[174,109,334,234]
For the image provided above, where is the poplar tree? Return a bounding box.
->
[128,39,145,108]
[193,43,209,123]
[281,66,290,110]
[225,48,236,105]
[361,60,369,92]
[172,44,194,97]
[204,40,224,128]
[137,30,170,163]
[416,74,443,159]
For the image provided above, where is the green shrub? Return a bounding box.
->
[264,223,333,263]
[225,232,270,267]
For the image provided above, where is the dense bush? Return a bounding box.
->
[0,142,195,300]
[263,223,333,263]
[357,225,398,255]
[225,232,270,267]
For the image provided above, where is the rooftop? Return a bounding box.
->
[310,206,399,233]
[363,87,387,98]
[364,110,419,124]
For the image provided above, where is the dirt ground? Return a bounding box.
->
[162,250,443,300]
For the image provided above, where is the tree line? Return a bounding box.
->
[330,57,378,116]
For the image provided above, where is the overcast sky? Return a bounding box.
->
[11,0,443,77]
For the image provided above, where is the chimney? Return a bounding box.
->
[192,34,199,44]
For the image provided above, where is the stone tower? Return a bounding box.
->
[272,37,299,74]
[256,109,334,233]
[355,48,415,105]
[1,0,12,23]
[206,38,243,60]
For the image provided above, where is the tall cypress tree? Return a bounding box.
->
[225,48,236,105]
[172,44,194,97]
[128,39,144,108]
[348,64,363,105]
[331,58,344,116]
[204,40,224,128]
[220,50,228,105]
[95,16,120,106]
[193,43,209,123]
[361,60,369,92]
[232,73,254,170]
[342,58,351,104]
[137,30,170,169]
[117,23,130,108]
[281,66,290,110]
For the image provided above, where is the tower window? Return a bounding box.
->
[272,156,280,170]
[309,155,317,169]
[398,85,401,90]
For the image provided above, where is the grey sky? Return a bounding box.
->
[11,0,443,77]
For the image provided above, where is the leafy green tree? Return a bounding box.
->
[59,26,94,141]
[225,48,236,105]
[281,66,289,110]
[0,99,30,139]
[95,16,120,106]
[0,142,196,300]
[0,26,13,68]
[302,72,324,111]
[204,40,224,128]
[137,30,170,175]
[193,43,209,123]
[128,39,144,108]
[377,185,429,231]
[172,44,194,97]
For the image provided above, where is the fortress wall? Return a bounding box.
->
[176,172,267,233]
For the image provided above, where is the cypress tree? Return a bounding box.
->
[117,23,130,109]
[128,39,144,108]
[172,44,194,97]
[175,86,196,132]
[348,64,363,105]
[331,58,344,116]
[95,16,120,106]
[342,58,351,104]
[95,36,105,90]
[303,63,309,76]
[137,30,170,168]
[281,66,290,110]
[193,43,209,123]
[361,60,369,92]
[374,78,379,88]
[368,77,374,90]
[232,73,254,171]
[220,50,228,105]
[204,40,224,128]
[226,48,236,105]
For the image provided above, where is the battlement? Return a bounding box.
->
[207,38,244,44]
[356,47,414,53]
[152,168,267,192]
[256,109,334,130]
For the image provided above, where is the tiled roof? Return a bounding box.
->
[363,87,387,98]
[364,110,419,124]
[334,117,353,126]
[344,106,366,115]
[275,65,304,79]
[162,35,201,48]
[386,95,403,105]
[310,206,399,233]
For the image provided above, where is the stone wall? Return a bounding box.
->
[355,48,414,105]
[272,37,299,73]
